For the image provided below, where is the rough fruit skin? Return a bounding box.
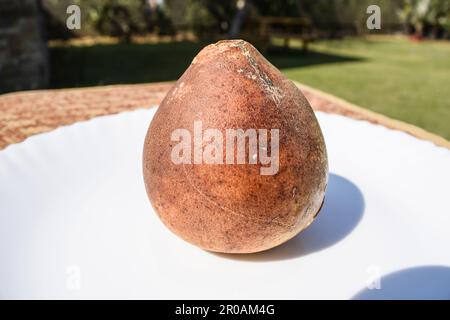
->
[143,40,328,253]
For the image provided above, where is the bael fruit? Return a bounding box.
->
[143,40,328,253]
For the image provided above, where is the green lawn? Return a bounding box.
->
[274,37,450,141]
[49,37,450,139]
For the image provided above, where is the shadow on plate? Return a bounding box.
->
[353,266,450,300]
[214,173,365,262]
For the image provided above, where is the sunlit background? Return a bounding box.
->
[1,0,449,139]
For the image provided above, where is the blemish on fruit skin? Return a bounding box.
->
[232,40,283,105]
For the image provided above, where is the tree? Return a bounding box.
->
[399,0,450,38]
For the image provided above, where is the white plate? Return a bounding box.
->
[1,107,449,299]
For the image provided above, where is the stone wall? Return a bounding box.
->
[0,0,49,93]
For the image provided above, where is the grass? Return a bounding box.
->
[275,37,450,141]
[49,37,450,140]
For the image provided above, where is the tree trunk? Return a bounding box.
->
[229,0,251,39]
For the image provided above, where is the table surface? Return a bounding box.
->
[1,82,450,299]
[1,107,449,299]
[1,81,449,150]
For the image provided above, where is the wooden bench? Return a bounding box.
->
[259,16,317,53]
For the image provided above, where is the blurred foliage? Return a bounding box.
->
[42,0,450,40]
[399,0,450,37]
[43,0,175,40]
[184,0,237,38]
[185,0,404,38]
[164,0,189,27]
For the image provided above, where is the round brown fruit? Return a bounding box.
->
[143,40,328,253]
